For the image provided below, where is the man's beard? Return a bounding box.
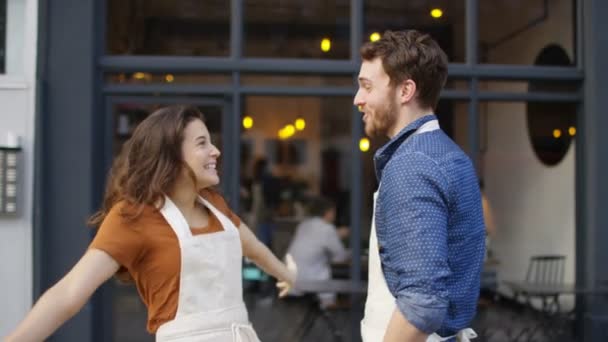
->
[365,99,398,138]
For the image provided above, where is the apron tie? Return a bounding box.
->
[456,328,478,342]
[231,323,259,342]
[427,328,478,342]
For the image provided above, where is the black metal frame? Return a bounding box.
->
[37,0,602,341]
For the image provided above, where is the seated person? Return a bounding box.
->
[286,197,350,308]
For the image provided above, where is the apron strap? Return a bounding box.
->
[160,195,193,239]
[231,323,260,342]
[198,195,239,233]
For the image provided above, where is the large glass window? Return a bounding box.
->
[479,0,576,65]
[244,0,350,59]
[106,0,230,56]
[364,0,466,63]
[97,0,583,340]
[239,95,353,227]
[238,95,360,339]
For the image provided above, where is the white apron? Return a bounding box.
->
[360,120,477,342]
[155,196,261,342]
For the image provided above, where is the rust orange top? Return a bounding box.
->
[89,189,241,333]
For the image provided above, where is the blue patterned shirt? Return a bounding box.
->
[374,114,486,337]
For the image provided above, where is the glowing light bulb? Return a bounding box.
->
[359,137,370,152]
[321,38,331,52]
[553,129,562,139]
[242,116,253,129]
[133,72,146,80]
[431,8,443,19]
[295,118,306,131]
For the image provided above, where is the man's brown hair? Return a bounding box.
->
[360,30,448,110]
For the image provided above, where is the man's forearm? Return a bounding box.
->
[383,308,429,342]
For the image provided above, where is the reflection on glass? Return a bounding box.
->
[479,79,578,95]
[480,100,576,320]
[238,96,363,339]
[446,79,469,91]
[239,95,353,226]
[479,0,576,64]
[105,73,232,85]
[241,74,353,87]
[244,0,350,59]
[480,80,529,93]
[364,0,466,63]
[112,102,222,156]
[106,0,230,56]
[239,96,353,259]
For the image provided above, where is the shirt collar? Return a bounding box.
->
[374,114,437,182]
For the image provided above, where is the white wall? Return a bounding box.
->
[485,104,575,306]
[0,0,38,336]
[481,0,576,309]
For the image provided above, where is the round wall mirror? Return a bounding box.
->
[527,44,576,166]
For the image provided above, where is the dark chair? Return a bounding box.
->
[507,255,567,341]
[526,255,565,284]
[290,294,344,342]
[522,255,565,313]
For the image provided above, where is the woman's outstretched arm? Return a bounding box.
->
[238,222,296,297]
[4,249,120,342]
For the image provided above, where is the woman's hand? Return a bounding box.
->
[276,254,297,297]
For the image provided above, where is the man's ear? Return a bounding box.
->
[398,79,417,104]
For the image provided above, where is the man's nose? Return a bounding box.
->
[354,90,365,108]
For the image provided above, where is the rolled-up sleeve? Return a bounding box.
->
[378,152,451,334]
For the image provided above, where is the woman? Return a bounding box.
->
[5,106,295,341]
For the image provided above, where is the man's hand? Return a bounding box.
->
[383,308,429,342]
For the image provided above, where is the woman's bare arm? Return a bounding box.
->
[238,222,296,296]
[4,249,120,342]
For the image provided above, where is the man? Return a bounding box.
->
[354,30,485,342]
[286,197,350,308]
